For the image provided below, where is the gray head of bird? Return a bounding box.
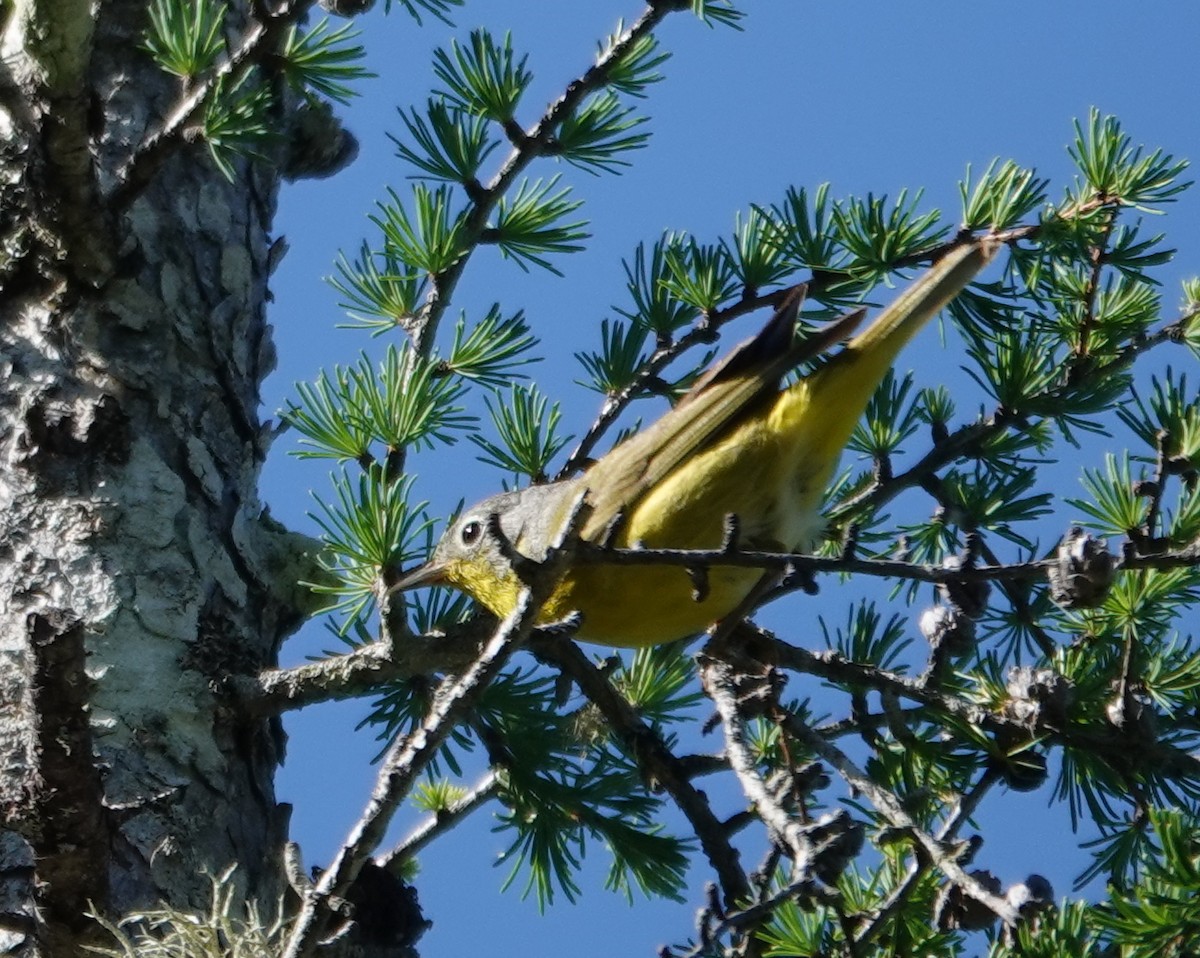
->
[392,480,580,612]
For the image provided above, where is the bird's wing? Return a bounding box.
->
[576,238,999,542]
[578,288,867,540]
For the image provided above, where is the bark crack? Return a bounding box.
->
[23,610,110,950]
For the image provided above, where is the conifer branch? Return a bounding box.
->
[111,0,312,209]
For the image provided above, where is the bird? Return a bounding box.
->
[394,239,999,647]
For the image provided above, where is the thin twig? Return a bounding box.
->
[280,600,536,956]
[409,2,691,358]
[671,871,820,958]
[566,534,1196,584]
[1143,429,1171,547]
[1076,201,1118,359]
[530,633,752,907]
[831,296,1195,526]
[939,768,1001,846]
[239,536,1200,717]
[701,656,814,869]
[230,624,488,716]
[280,495,587,958]
[110,0,312,209]
[766,627,1200,781]
[567,538,1057,582]
[853,768,999,951]
[381,771,500,866]
[775,710,1020,928]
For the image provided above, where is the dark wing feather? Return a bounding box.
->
[579,289,866,539]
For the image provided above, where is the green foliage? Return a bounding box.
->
[1069,108,1191,210]
[1070,454,1149,537]
[917,385,956,435]
[442,306,539,387]
[960,159,1048,231]
[756,867,959,958]
[488,176,589,273]
[691,0,747,29]
[433,30,532,122]
[201,74,274,181]
[328,242,427,333]
[356,345,476,451]
[385,0,463,25]
[849,368,923,458]
[406,585,475,635]
[939,463,1053,544]
[1052,269,1161,357]
[755,892,838,957]
[1143,636,1200,717]
[494,742,690,906]
[831,189,948,281]
[412,778,470,814]
[142,0,225,78]
[554,90,650,174]
[469,384,571,482]
[393,100,497,184]
[1094,809,1200,957]
[576,318,652,394]
[144,0,372,180]
[612,642,704,723]
[372,184,469,275]
[286,366,375,463]
[728,207,792,294]
[285,345,475,462]
[1106,223,1175,278]
[821,602,912,671]
[765,184,843,275]
[599,26,670,98]
[661,236,740,311]
[987,902,1102,958]
[483,666,690,906]
[307,470,433,626]
[366,660,695,908]
[1181,279,1200,357]
[964,324,1060,413]
[280,19,374,105]
[617,237,699,339]
[363,670,473,773]
[1118,370,1200,472]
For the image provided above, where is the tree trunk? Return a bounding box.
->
[0,1,308,951]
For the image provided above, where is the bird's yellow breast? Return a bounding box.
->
[535,381,839,647]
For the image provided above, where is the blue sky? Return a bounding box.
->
[263,3,1200,955]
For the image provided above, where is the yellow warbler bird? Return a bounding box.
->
[396,240,998,646]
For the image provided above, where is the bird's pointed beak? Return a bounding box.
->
[392,558,450,592]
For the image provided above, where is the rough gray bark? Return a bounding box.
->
[0,1,334,952]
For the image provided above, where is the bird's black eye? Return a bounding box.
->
[460,520,482,545]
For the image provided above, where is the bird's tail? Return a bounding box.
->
[843,239,998,368]
[776,239,1000,471]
